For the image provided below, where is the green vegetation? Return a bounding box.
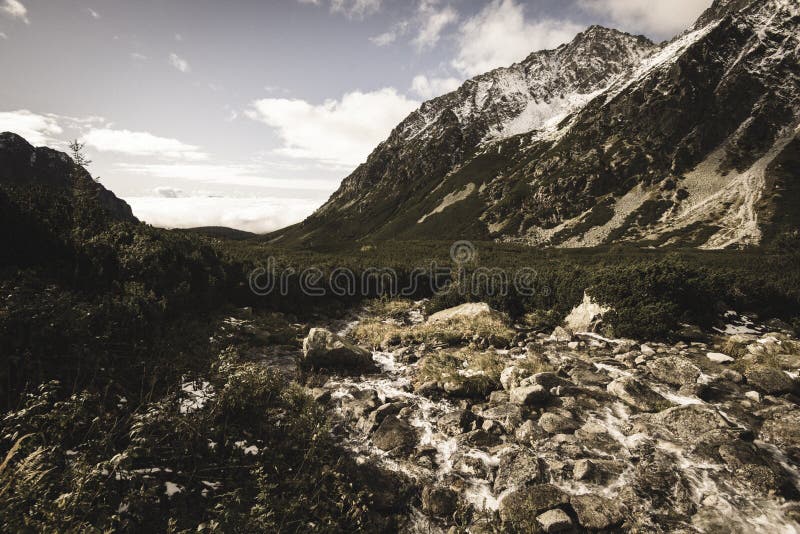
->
[2,152,800,530]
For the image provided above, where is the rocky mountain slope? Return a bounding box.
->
[273,0,800,249]
[0,132,137,266]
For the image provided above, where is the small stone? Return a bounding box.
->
[509,385,549,406]
[567,341,580,350]
[640,344,656,356]
[573,459,594,481]
[538,412,579,434]
[536,508,572,533]
[707,352,734,364]
[744,390,761,402]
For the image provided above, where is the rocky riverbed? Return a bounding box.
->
[258,301,800,533]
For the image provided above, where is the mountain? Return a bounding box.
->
[272,0,800,249]
[0,132,137,266]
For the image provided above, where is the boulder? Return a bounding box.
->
[759,410,800,460]
[563,292,610,333]
[499,484,569,528]
[494,449,542,493]
[480,403,524,433]
[437,409,477,435]
[501,365,525,391]
[538,413,579,434]
[421,485,458,518]
[647,356,701,387]
[509,384,549,406]
[427,302,503,324]
[571,494,624,530]
[744,367,797,395]
[607,376,668,412]
[341,389,380,419]
[302,328,375,371]
[647,404,731,441]
[550,326,574,343]
[536,508,573,533]
[372,415,417,452]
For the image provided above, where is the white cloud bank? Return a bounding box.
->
[1,0,28,24]
[579,0,711,38]
[126,196,320,234]
[452,0,582,76]
[247,88,419,167]
[0,110,63,145]
[83,129,207,161]
[411,75,461,99]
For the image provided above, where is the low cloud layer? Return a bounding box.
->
[126,195,321,234]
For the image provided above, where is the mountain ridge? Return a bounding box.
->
[271,0,799,250]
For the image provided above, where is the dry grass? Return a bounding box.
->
[416,348,506,397]
[352,313,515,349]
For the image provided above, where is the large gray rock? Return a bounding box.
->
[571,494,624,530]
[563,291,610,333]
[480,403,524,433]
[427,302,503,324]
[646,404,731,441]
[607,376,668,412]
[494,449,542,493]
[372,415,417,452]
[302,328,375,371]
[509,384,550,406]
[760,409,800,461]
[744,366,797,395]
[421,485,458,518]
[647,356,701,387]
[538,412,579,434]
[500,484,569,531]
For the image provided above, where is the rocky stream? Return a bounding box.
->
[258,301,800,533]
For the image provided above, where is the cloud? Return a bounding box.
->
[130,52,147,61]
[83,129,207,160]
[452,0,582,76]
[1,0,27,23]
[330,0,382,18]
[0,32,7,39]
[413,4,457,50]
[370,23,408,46]
[411,75,461,99]
[246,88,419,167]
[124,196,321,233]
[169,53,190,73]
[579,0,711,38]
[87,8,100,19]
[153,186,185,198]
[0,110,63,145]
[115,162,337,191]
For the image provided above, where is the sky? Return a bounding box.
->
[0,0,712,233]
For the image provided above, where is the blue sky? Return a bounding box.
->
[0,0,711,232]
